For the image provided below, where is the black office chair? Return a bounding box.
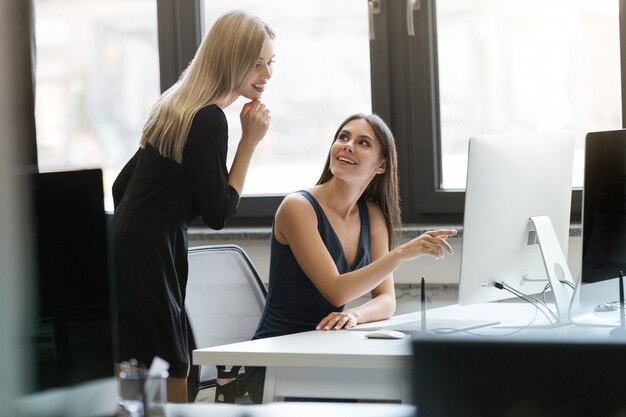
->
[185,244,267,403]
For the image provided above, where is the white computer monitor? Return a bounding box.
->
[458,131,575,318]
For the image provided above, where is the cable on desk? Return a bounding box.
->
[459,307,540,338]
[493,281,558,324]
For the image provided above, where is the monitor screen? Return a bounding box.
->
[458,131,575,306]
[578,129,626,307]
[26,169,115,393]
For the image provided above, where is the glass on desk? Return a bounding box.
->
[117,369,168,417]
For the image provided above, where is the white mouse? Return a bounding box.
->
[365,329,406,339]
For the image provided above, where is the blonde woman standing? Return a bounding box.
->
[111,10,275,402]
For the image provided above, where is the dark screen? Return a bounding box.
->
[28,169,115,392]
[582,129,626,284]
[412,338,626,417]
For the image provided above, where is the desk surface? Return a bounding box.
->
[167,402,415,417]
[194,326,411,369]
[193,301,623,403]
[194,300,624,366]
[194,301,612,369]
[14,378,415,417]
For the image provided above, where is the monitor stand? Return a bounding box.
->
[529,216,576,324]
[569,270,626,331]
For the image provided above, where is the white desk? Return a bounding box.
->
[167,402,415,417]
[194,326,412,403]
[13,377,415,417]
[193,302,617,403]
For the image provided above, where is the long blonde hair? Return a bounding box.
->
[140,10,275,163]
[317,114,401,248]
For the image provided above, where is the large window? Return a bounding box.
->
[436,0,621,190]
[31,0,626,225]
[203,0,372,195]
[34,0,160,211]
[369,0,624,223]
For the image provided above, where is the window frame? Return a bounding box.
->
[155,0,204,94]
[372,0,626,224]
[32,0,626,226]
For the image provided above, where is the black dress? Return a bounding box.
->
[112,104,239,377]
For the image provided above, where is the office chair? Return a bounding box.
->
[185,244,267,403]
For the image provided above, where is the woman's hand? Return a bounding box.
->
[240,99,271,148]
[316,311,359,331]
[398,229,457,261]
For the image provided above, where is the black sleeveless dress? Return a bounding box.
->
[246,190,371,402]
[112,104,239,377]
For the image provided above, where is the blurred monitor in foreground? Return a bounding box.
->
[17,169,117,417]
[412,337,626,417]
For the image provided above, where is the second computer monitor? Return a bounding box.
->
[458,131,575,305]
[578,129,626,307]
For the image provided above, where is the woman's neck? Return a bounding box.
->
[216,92,240,110]
[313,179,366,220]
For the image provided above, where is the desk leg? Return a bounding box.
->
[262,366,283,403]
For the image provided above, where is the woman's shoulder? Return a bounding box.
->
[365,199,384,215]
[274,191,318,238]
[280,190,311,208]
[194,104,226,123]
[187,104,228,145]
[276,191,316,217]
[365,199,386,228]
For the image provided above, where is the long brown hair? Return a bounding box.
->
[317,114,401,248]
[140,10,275,163]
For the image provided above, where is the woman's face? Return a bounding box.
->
[329,118,387,183]
[236,39,275,100]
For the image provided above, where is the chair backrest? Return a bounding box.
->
[185,244,267,383]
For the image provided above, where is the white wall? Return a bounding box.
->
[190,233,582,286]
[189,232,583,311]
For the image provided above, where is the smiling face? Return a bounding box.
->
[329,118,387,183]
[236,38,275,100]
